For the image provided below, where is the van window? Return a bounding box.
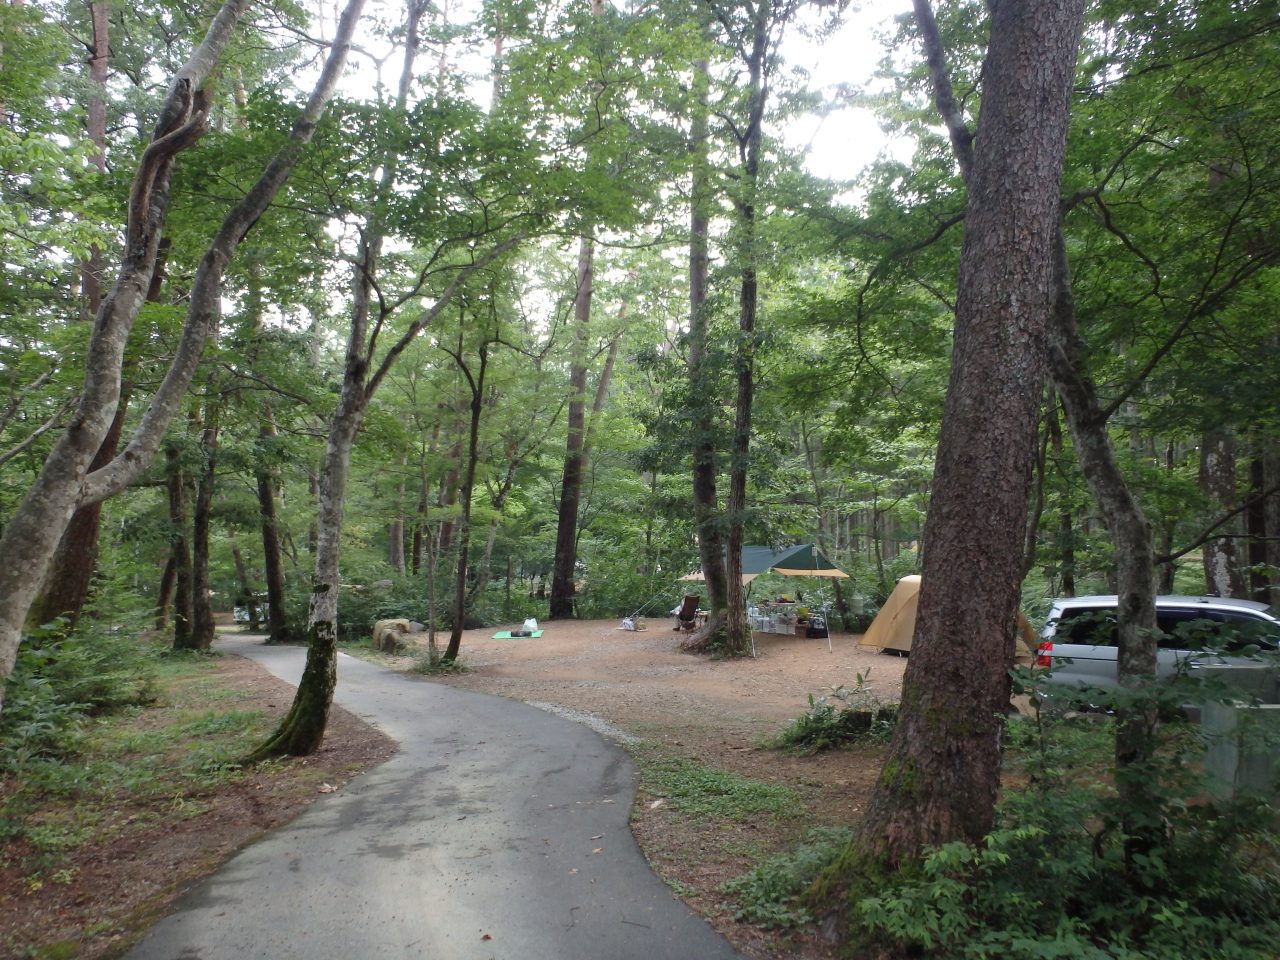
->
[1157,609,1280,652]
[1055,608,1117,646]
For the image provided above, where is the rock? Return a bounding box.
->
[372,619,410,652]
[408,621,425,633]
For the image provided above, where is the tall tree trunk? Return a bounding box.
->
[155,553,177,630]
[549,236,595,619]
[1047,231,1159,822]
[0,0,358,716]
[389,456,407,573]
[1247,449,1266,601]
[26,392,130,630]
[257,469,290,643]
[229,536,260,630]
[251,0,514,757]
[446,347,489,660]
[307,467,320,554]
[722,14,769,658]
[1266,439,1280,609]
[687,57,729,634]
[1199,430,1245,597]
[256,406,291,644]
[412,474,429,574]
[80,0,109,321]
[1048,396,1077,597]
[167,447,196,650]
[190,416,219,649]
[857,0,1085,864]
[29,216,168,631]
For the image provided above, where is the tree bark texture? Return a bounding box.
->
[686,57,729,629]
[230,538,260,630]
[155,553,177,630]
[549,236,595,619]
[722,13,769,659]
[190,417,219,650]
[26,391,130,631]
[1247,451,1267,602]
[1266,440,1280,608]
[446,346,488,660]
[0,0,354,716]
[1199,430,1245,597]
[257,469,291,643]
[80,0,109,321]
[167,447,196,650]
[857,0,1086,864]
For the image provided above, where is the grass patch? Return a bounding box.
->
[638,751,799,822]
[1,644,277,871]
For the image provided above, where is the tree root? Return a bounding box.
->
[680,614,726,652]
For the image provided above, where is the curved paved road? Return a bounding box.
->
[125,637,741,960]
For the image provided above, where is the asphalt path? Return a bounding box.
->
[123,636,742,960]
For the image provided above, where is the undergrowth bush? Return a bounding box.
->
[723,826,854,928]
[1,618,155,771]
[851,667,1280,959]
[771,672,896,754]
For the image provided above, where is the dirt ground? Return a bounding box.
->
[418,618,906,959]
[0,652,396,960]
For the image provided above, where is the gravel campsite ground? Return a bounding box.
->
[389,619,907,959]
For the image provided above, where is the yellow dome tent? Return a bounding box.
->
[857,575,1035,659]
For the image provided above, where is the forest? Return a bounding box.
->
[2,0,1280,955]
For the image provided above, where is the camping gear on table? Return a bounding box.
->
[806,614,829,639]
[857,575,1035,658]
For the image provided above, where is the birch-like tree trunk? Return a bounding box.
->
[857,0,1085,864]
[0,0,361,715]
[251,0,519,755]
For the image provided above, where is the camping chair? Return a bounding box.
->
[675,594,700,632]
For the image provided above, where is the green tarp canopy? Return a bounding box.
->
[681,544,849,584]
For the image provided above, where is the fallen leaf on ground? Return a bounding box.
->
[317,783,336,794]
[592,848,602,854]
[649,798,665,809]
[590,835,603,840]
[481,933,492,940]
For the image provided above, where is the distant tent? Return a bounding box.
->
[858,575,1035,658]
[680,544,850,585]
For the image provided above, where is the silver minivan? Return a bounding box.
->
[1037,595,1280,688]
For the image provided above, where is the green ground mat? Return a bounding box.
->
[492,630,544,639]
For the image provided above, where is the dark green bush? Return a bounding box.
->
[723,827,854,928]
[1,619,154,771]
[771,672,896,754]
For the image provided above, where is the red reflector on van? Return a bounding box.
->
[1035,642,1053,668]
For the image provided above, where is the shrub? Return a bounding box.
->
[1,619,155,771]
[852,670,1280,959]
[771,672,896,754]
[723,827,854,928]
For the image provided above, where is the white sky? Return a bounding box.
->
[780,0,916,182]
[328,0,917,191]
